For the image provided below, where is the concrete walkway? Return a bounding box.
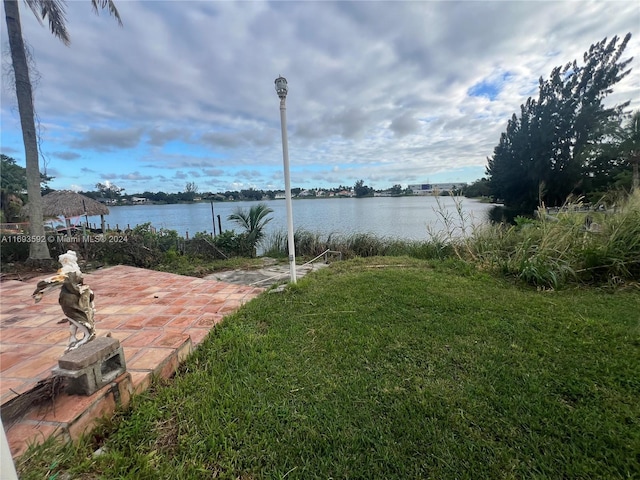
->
[1,265,264,458]
[207,259,329,287]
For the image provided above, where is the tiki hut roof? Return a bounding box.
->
[23,190,110,218]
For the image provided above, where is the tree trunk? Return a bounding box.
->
[4,0,51,260]
[632,158,639,193]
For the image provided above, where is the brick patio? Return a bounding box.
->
[0,265,263,458]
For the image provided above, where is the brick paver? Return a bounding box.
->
[1,265,263,458]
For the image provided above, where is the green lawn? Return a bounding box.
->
[19,257,640,479]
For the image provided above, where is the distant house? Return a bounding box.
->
[274,192,286,200]
[299,189,314,197]
[132,196,149,204]
[408,183,461,195]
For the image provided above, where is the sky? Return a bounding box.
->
[1,0,639,195]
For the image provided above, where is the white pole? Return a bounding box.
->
[0,418,19,480]
[279,95,297,283]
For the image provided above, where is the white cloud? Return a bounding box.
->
[1,0,638,192]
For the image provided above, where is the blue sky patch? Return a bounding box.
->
[468,72,514,101]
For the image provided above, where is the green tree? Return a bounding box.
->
[227,203,273,256]
[580,151,626,199]
[1,154,27,222]
[96,181,124,200]
[579,112,639,197]
[487,34,633,213]
[1,154,53,222]
[177,182,199,202]
[486,106,539,210]
[240,188,264,201]
[389,184,403,196]
[354,179,373,198]
[616,111,640,192]
[463,178,492,198]
[185,181,198,193]
[3,0,121,261]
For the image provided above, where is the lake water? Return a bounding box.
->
[80,196,497,242]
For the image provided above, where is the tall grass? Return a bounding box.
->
[263,228,454,261]
[464,191,640,288]
[427,194,486,261]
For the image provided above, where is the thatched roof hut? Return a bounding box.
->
[23,190,110,232]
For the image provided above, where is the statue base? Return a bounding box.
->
[52,337,126,396]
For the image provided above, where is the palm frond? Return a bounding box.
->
[24,0,70,45]
[228,210,251,230]
[228,203,274,249]
[91,0,122,26]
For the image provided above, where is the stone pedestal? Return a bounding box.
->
[52,337,126,396]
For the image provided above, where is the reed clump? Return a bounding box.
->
[462,191,640,288]
[263,229,454,261]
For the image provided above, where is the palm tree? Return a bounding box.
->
[3,0,121,262]
[227,203,274,256]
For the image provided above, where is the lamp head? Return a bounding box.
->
[275,76,288,99]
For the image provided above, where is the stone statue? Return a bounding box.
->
[32,250,96,351]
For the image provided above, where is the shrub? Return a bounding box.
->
[0,237,30,263]
[1,235,71,264]
[265,228,455,262]
[212,230,252,258]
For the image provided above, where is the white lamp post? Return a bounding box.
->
[275,76,297,283]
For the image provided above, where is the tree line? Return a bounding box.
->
[79,180,408,204]
[483,33,638,213]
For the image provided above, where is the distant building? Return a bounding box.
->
[408,183,462,195]
[132,196,149,204]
